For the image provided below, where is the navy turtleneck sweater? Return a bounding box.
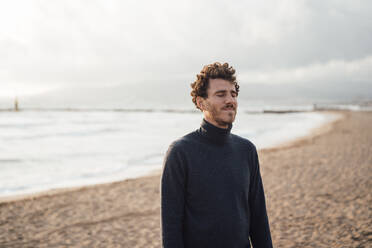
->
[161,119,272,248]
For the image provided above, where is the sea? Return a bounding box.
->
[0,106,348,198]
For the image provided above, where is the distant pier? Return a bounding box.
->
[14,97,19,111]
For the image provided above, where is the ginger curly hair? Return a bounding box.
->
[190,62,239,110]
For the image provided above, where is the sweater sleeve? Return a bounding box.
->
[248,147,273,248]
[161,143,187,248]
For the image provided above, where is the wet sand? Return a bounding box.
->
[0,111,371,247]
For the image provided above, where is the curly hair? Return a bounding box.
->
[190,62,239,110]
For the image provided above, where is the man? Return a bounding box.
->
[161,62,273,248]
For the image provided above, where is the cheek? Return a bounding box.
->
[213,98,224,106]
[205,102,217,114]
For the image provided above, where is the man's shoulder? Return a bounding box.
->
[167,130,199,152]
[230,133,257,153]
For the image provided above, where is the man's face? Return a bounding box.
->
[197,78,238,129]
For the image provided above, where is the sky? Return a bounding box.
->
[1,0,372,108]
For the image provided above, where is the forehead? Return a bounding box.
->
[208,78,235,92]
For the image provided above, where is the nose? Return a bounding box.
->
[225,93,236,105]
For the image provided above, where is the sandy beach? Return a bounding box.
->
[0,111,371,247]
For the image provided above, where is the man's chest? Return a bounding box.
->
[184,144,251,203]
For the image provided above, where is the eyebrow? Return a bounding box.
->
[214,90,237,95]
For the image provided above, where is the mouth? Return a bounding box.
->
[222,108,235,111]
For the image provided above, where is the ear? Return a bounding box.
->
[196,96,205,111]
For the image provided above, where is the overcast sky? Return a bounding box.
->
[1,0,372,106]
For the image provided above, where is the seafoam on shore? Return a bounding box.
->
[0,110,340,197]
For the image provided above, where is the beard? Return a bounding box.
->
[205,102,237,127]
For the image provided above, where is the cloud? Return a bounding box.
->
[0,0,371,102]
[239,56,372,85]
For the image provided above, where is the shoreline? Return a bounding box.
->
[0,173,159,204]
[0,110,345,204]
[261,110,346,153]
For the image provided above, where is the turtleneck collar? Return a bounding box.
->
[197,118,232,145]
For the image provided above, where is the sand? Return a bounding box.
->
[0,111,371,247]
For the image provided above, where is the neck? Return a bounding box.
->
[197,118,232,145]
[203,116,229,129]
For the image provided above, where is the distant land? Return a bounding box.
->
[1,80,372,110]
